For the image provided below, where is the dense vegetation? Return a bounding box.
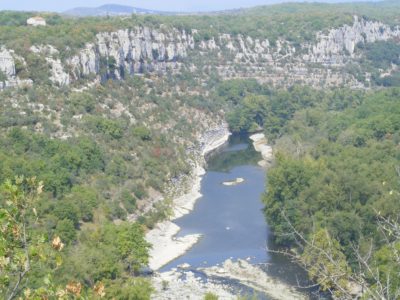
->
[0,67,223,298]
[219,79,400,296]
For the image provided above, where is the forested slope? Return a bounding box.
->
[220,79,400,297]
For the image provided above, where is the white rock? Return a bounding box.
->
[0,48,15,77]
[46,57,70,86]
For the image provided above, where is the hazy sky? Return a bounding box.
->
[0,0,381,13]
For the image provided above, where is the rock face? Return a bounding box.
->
[0,48,16,78]
[68,27,195,79]
[2,16,400,89]
[67,44,99,78]
[30,45,70,86]
[306,16,400,65]
[46,57,70,86]
[249,133,273,167]
[195,16,400,86]
[0,47,33,89]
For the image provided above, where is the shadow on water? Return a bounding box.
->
[206,134,261,172]
[162,134,318,298]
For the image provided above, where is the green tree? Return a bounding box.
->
[301,228,351,297]
[116,223,151,274]
[0,177,65,299]
[55,219,77,245]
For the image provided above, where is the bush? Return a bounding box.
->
[0,70,7,82]
[132,126,152,141]
[108,201,127,220]
[133,183,148,200]
[204,292,219,300]
[120,189,136,214]
[55,219,77,245]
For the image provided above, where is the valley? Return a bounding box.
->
[0,1,400,299]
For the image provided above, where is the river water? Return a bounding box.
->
[161,134,311,298]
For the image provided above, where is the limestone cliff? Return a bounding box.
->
[1,16,400,89]
[0,48,15,78]
[68,27,194,80]
[305,16,400,65]
[0,47,32,89]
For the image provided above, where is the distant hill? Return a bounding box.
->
[63,4,172,17]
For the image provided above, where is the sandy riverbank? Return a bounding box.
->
[249,133,273,167]
[146,126,231,271]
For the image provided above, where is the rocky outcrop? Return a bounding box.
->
[67,44,99,78]
[68,27,195,79]
[305,16,400,65]
[152,268,236,300]
[199,16,400,68]
[250,133,273,167]
[2,16,400,89]
[46,57,70,86]
[203,259,306,300]
[31,45,70,86]
[0,47,33,89]
[0,48,16,78]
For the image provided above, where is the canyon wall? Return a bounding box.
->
[1,16,400,89]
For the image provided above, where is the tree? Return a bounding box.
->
[0,176,65,299]
[55,219,77,245]
[0,177,43,299]
[0,177,127,299]
[301,228,351,297]
[116,223,151,274]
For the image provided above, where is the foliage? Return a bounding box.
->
[204,292,219,300]
[301,229,351,296]
[255,87,400,295]
[362,41,400,69]
[0,177,41,299]
[86,116,125,139]
[116,223,151,273]
[106,277,153,299]
[0,71,7,82]
[0,177,65,299]
[132,126,152,141]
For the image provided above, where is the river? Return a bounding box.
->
[160,134,313,298]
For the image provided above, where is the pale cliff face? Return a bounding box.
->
[306,16,400,65]
[68,27,195,80]
[0,48,16,77]
[0,16,399,89]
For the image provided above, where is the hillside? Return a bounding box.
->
[0,1,400,299]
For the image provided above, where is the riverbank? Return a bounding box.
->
[203,259,306,300]
[152,267,236,300]
[249,133,273,167]
[151,258,306,300]
[146,125,231,271]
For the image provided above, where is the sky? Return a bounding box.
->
[0,0,382,13]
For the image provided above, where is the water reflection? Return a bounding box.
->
[206,134,261,172]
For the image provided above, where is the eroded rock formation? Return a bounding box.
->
[1,16,400,89]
